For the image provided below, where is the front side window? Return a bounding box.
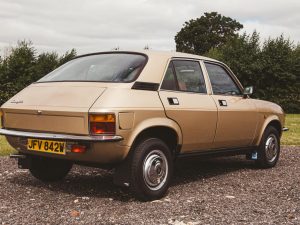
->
[38,53,147,83]
[205,62,241,95]
[161,60,207,93]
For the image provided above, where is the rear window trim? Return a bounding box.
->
[36,52,148,84]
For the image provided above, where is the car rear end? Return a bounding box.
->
[0,52,148,165]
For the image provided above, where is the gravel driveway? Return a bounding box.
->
[0,146,299,225]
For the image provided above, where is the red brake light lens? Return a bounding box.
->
[89,114,116,135]
[90,122,115,135]
[71,145,87,153]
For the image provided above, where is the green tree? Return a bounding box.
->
[34,52,59,81]
[207,33,300,113]
[260,36,299,112]
[207,31,262,88]
[175,12,243,55]
[0,41,36,104]
[290,45,300,112]
[1,41,36,84]
[0,41,76,105]
[58,49,77,66]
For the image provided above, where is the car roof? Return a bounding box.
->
[138,51,221,83]
[139,50,219,62]
[75,50,221,83]
[76,50,220,63]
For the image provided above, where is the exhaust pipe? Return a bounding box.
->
[10,154,27,159]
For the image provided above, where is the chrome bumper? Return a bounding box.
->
[0,128,123,142]
[282,127,289,132]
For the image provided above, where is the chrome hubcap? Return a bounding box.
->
[265,134,278,162]
[143,150,168,191]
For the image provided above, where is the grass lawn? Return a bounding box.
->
[0,121,16,156]
[0,135,15,156]
[281,114,300,145]
[0,114,299,156]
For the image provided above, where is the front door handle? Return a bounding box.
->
[218,99,227,106]
[167,97,179,105]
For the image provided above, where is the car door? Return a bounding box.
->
[204,61,258,149]
[159,59,218,152]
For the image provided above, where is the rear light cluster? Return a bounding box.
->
[89,114,116,135]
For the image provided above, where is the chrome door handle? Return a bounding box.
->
[218,99,227,106]
[167,97,179,105]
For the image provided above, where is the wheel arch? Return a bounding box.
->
[114,118,181,188]
[254,115,282,146]
[126,118,183,156]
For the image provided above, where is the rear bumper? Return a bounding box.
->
[1,128,128,164]
[0,128,123,142]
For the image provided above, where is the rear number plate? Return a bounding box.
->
[27,139,66,155]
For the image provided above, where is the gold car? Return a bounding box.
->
[0,51,287,200]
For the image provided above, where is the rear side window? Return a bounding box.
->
[205,63,241,95]
[161,63,178,91]
[161,60,207,93]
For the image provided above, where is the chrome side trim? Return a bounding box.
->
[0,128,123,142]
[282,127,289,132]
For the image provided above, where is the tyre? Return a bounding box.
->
[256,126,280,168]
[130,138,173,201]
[29,156,73,182]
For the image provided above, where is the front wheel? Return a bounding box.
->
[29,156,73,182]
[256,126,280,168]
[130,138,173,201]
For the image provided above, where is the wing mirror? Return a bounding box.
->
[243,86,253,98]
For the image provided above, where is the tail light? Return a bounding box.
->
[89,114,116,135]
[71,144,87,153]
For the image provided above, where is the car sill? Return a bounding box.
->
[177,146,256,159]
[0,128,123,142]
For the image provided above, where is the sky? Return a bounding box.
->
[0,0,299,56]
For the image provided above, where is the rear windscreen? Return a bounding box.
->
[38,53,147,83]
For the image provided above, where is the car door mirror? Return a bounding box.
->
[243,86,253,98]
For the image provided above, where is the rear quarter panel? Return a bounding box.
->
[89,88,183,149]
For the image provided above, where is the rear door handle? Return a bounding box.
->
[167,97,179,105]
[218,99,227,106]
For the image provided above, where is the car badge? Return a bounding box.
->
[10,100,23,104]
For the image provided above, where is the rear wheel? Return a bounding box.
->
[29,156,73,182]
[130,138,173,201]
[256,126,280,168]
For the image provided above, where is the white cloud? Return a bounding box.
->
[0,0,299,56]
